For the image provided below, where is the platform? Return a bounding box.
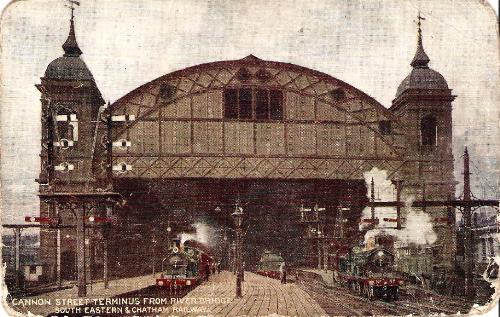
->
[161,271,326,317]
[298,269,335,286]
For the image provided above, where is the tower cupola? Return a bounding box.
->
[44,11,94,81]
[394,13,449,100]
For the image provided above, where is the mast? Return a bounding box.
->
[463,147,475,298]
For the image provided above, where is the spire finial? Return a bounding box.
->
[410,11,430,68]
[62,0,82,57]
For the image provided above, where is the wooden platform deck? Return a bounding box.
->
[162,271,327,317]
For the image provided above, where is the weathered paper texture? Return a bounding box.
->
[1,0,499,316]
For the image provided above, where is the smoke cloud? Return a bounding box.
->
[179,222,214,246]
[360,167,437,247]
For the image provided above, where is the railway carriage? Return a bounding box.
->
[256,251,284,279]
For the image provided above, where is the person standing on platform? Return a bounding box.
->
[280,262,287,284]
[205,263,210,281]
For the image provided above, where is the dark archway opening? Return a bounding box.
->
[61,250,76,281]
[110,178,367,277]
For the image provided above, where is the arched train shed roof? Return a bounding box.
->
[111,54,395,120]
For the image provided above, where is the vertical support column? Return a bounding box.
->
[151,232,156,276]
[422,182,427,213]
[240,232,244,282]
[323,240,328,271]
[392,180,404,230]
[317,239,322,269]
[370,177,376,220]
[55,203,61,287]
[235,228,242,297]
[56,227,61,287]
[103,204,112,289]
[233,242,237,274]
[106,103,113,181]
[463,147,475,298]
[13,228,21,288]
[103,238,109,289]
[76,205,86,297]
[87,228,92,291]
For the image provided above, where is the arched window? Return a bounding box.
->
[55,108,78,144]
[420,115,437,146]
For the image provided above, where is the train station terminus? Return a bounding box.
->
[36,11,456,287]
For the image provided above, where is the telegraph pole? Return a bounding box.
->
[463,147,475,298]
[392,180,404,230]
[13,228,22,288]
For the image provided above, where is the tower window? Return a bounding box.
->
[420,115,437,146]
[55,110,77,142]
[223,88,283,120]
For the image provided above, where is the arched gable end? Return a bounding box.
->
[109,56,406,180]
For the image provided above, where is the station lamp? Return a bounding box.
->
[231,205,244,228]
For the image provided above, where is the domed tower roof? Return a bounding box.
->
[44,13,94,81]
[395,16,448,98]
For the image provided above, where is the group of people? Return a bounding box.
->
[205,260,288,284]
[205,261,221,281]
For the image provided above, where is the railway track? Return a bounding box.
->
[297,279,416,316]
[395,297,474,315]
[297,278,478,316]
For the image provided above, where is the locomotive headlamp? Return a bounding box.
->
[186,280,191,286]
[158,280,164,286]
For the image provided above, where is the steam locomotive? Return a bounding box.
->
[255,250,285,279]
[336,246,404,301]
[155,239,214,292]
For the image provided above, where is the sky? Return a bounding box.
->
[0,0,499,224]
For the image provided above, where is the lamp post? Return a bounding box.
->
[166,223,172,250]
[152,232,157,276]
[231,202,244,298]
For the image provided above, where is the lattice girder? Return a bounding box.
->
[104,56,409,179]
